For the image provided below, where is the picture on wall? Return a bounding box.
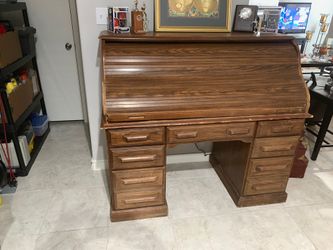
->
[155,0,231,32]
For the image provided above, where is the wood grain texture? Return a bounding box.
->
[256,119,304,138]
[244,175,289,195]
[111,167,165,192]
[167,122,255,144]
[252,136,299,158]
[100,33,308,123]
[109,145,165,170]
[111,204,168,222]
[248,157,294,177]
[113,189,165,210]
[108,127,165,147]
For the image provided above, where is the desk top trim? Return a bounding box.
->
[102,113,311,130]
[99,31,294,43]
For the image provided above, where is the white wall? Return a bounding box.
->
[76,0,154,168]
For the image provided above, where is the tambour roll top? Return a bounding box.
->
[100,32,309,124]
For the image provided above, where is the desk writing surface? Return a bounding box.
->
[101,32,308,123]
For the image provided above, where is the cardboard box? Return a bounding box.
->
[0,31,23,68]
[8,79,34,121]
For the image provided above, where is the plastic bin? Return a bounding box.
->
[31,115,48,136]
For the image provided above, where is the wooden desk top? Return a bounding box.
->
[100,32,310,126]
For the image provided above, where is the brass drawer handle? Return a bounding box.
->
[128,116,145,120]
[122,176,158,185]
[227,128,250,135]
[123,135,149,142]
[256,164,288,172]
[253,183,283,191]
[119,155,157,163]
[175,131,198,139]
[260,145,293,152]
[272,126,293,133]
[124,196,157,204]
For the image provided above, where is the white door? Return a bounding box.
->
[24,0,84,121]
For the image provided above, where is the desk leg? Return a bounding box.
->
[311,106,333,160]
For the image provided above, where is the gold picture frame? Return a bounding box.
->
[155,0,231,32]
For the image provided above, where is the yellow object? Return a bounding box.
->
[6,78,18,94]
[0,195,3,207]
[28,136,35,153]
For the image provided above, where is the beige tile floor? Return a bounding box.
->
[1,122,333,250]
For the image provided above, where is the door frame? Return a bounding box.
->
[68,0,91,153]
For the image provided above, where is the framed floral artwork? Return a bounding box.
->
[155,0,231,32]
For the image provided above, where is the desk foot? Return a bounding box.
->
[210,155,288,207]
[111,204,168,222]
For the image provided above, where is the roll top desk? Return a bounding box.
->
[100,32,310,222]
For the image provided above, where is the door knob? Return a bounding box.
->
[65,43,72,51]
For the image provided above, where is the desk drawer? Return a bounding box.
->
[112,167,164,192]
[244,175,289,195]
[108,127,165,147]
[113,189,165,210]
[257,119,304,138]
[252,136,299,158]
[167,122,255,144]
[110,145,165,170]
[248,157,294,177]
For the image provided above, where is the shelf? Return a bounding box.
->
[0,53,35,81]
[14,125,50,177]
[14,92,43,130]
[0,2,27,12]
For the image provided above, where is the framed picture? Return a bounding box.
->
[233,5,258,32]
[155,0,231,32]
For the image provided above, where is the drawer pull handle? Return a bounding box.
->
[256,164,288,172]
[227,128,250,135]
[260,145,293,152]
[128,116,145,120]
[176,131,198,139]
[119,155,157,163]
[124,196,157,204]
[272,126,293,133]
[123,135,148,142]
[122,176,158,185]
[253,183,283,191]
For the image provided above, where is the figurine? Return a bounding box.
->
[141,3,148,32]
[131,0,145,34]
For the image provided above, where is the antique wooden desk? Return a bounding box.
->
[100,32,310,222]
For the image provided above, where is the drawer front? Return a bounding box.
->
[108,127,165,147]
[112,167,164,192]
[248,157,294,177]
[252,136,299,158]
[113,189,165,210]
[167,122,255,144]
[110,145,165,170]
[257,119,304,138]
[244,176,289,195]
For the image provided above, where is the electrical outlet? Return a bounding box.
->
[96,7,108,25]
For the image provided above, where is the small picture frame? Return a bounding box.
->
[233,5,258,32]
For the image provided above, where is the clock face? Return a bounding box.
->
[136,14,143,21]
[239,7,253,20]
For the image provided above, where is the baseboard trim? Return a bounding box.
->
[91,153,209,170]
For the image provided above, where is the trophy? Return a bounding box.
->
[313,14,330,58]
[131,0,146,34]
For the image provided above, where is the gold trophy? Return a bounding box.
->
[313,14,331,58]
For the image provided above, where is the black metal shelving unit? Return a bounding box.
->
[0,2,49,176]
